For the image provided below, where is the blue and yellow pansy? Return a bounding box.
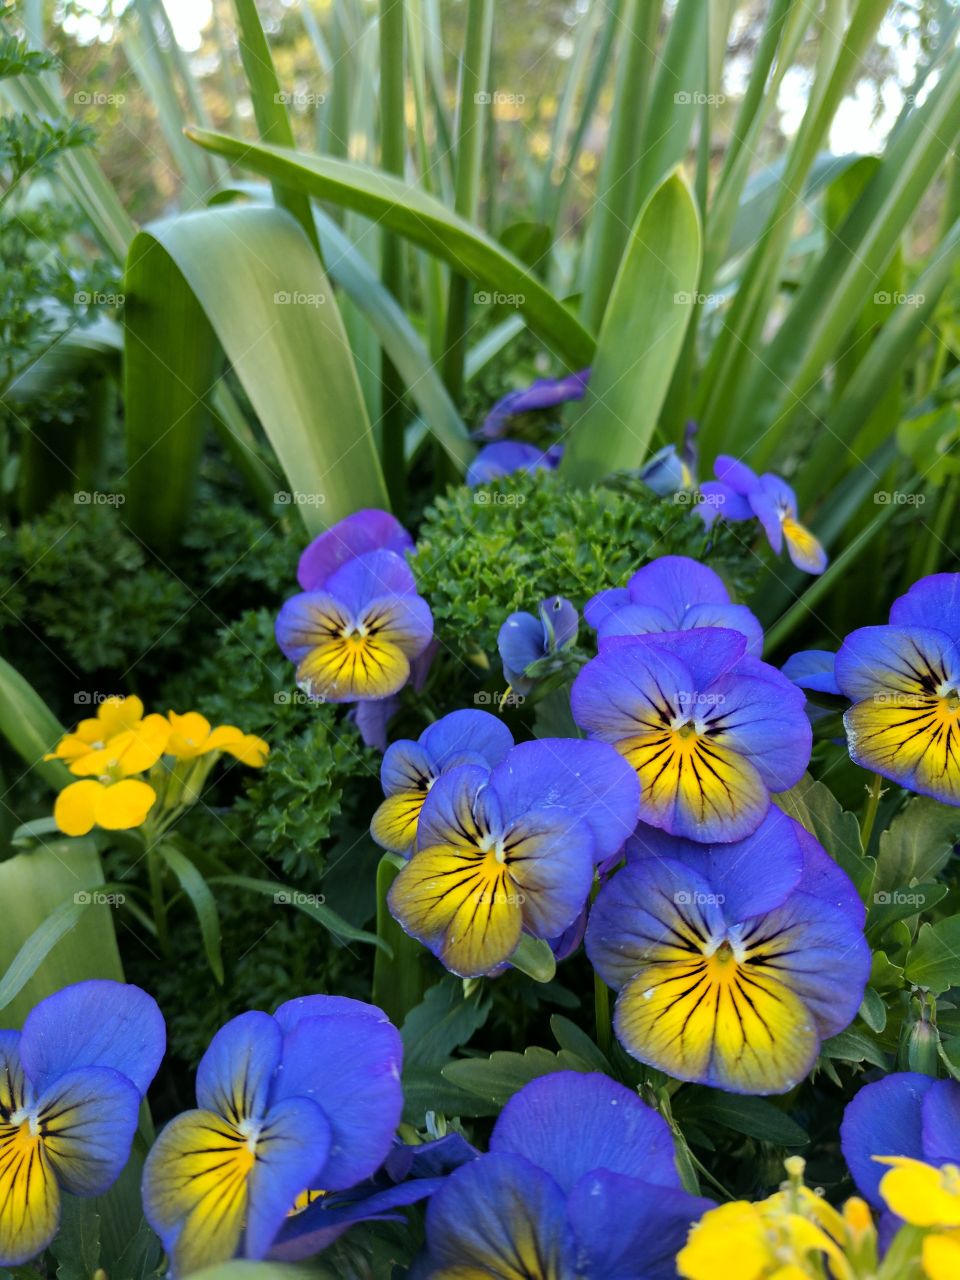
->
[388,738,640,978]
[571,627,811,842]
[142,995,403,1276]
[416,1071,711,1279]
[0,981,165,1267]
[836,573,960,806]
[586,808,870,1093]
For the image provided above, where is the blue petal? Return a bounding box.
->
[921,1079,960,1165]
[297,511,413,591]
[270,1011,403,1190]
[639,444,686,496]
[383,1133,480,1182]
[596,604,675,642]
[479,369,589,440]
[19,980,165,1097]
[890,573,960,641]
[539,595,578,651]
[0,1031,26,1112]
[836,624,960,700]
[422,1152,575,1278]
[793,824,866,927]
[466,440,561,486]
[246,1096,332,1259]
[488,739,641,863]
[626,556,732,615]
[840,1073,933,1206]
[782,649,841,695]
[498,610,547,680]
[567,1170,712,1280]
[698,481,753,525]
[270,1176,447,1261]
[420,710,514,772]
[638,627,748,690]
[714,455,760,495]
[583,587,631,630]
[36,1065,142,1196]
[272,995,392,1036]
[682,603,764,657]
[323,549,418,615]
[490,1071,681,1192]
[417,764,500,851]
[195,1011,282,1125]
[380,739,435,796]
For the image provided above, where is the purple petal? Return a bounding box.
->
[35,1065,142,1196]
[794,824,866,927]
[353,697,398,750]
[297,511,414,591]
[698,480,754,525]
[270,1177,447,1261]
[639,444,688,496]
[466,440,562,486]
[420,709,514,772]
[491,1071,681,1191]
[626,556,731,615]
[322,550,418,615]
[19,980,165,1097]
[583,588,632,630]
[498,610,547,682]
[703,667,812,791]
[836,625,960,701]
[921,1079,960,1165]
[713,455,760,495]
[479,369,590,440]
[840,1073,934,1206]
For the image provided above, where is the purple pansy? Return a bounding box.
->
[478,369,590,440]
[498,594,579,693]
[297,509,414,591]
[466,440,564,487]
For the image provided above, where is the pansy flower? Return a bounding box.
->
[477,368,590,440]
[297,509,414,591]
[371,709,514,854]
[584,556,763,656]
[388,739,640,978]
[571,627,811,842]
[275,549,433,703]
[165,711,269,766]
[498,594,578,693]
[782,649,841,696]
[700,455,827,575]
[46,695,170,837]
[586,807,870,1093]
[466,440,563,487]
[142,995,403,1276]
[416,1072,711,1280]
[0,980,165,1267]
[836,573,960,805]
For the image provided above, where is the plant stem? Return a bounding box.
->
[379,0,408,512]
[860,773,884,851]
[593,970,612,1060]
[372,853,424,1025]
[147,843,170,954]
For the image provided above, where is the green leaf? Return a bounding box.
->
[401,1069,501,1122]
[0,850,125,1024]
[442,1047,593,1107]
[562,168,701,484]
[401,976,491,1070]
[0,656,69,790]
[906,918,960,995]
[859,987,887,1034]
[372,853,425,1025]
[157,843,224,984]
[211,874,389,953]
[870,950,905,992]
[185,128,595,368]
[773,775,873,898]
[50,1195,101,1280]
[550,1015,612,1074]
[874,797,960,894]
[821,1026,889,1069]
[125,205,387,549]
[509,934,557,983]
[191,1265,325,1280]
[681,1090,808,1147]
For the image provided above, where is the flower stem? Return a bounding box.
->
[147,843,170,954]
[372,853,424,1025]
[594,970,612,1060]
[860,773,884,851]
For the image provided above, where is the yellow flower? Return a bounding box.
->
[165,711,269,767]
[877,1157,960,1229]
[54,777,157,836]
[924,1229,960,1280]
[46,695,170,778]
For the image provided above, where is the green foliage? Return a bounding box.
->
[413,470,758,662]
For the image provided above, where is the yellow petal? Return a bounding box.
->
[54,780,105,836]
[297,635,410,701]
[0,1120,61,1265]
[676,1201,773,1280]
[94,779,157,831]
[166,710,213,760]
[96,695,145,738]
[877,1157,960,1227]
[371,789,427,853]
[206,727,269,767]
[924,1230,960,1280]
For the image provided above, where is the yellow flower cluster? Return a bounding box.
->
[45,697,268,837]
[677,1158,876,1280]
[877,1156,960,1280]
